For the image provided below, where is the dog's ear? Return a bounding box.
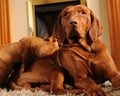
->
[52,13,65,45]
[89,10,102,41]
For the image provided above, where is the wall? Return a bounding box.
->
[10,0,29,42]
[10,0,111,52]
[87,0,111,52]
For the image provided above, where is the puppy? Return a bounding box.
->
[9,37,82,94]
[11,56,82,95]
[19,36,59,72]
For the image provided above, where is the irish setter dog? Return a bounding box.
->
[52,5,120,96]
[8,36,82,94]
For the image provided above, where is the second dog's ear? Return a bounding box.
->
[52,13,65,45]
[89,10,103,42]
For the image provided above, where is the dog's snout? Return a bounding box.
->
[69,20,78,26]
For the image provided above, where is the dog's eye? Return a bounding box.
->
[82,11,86,14]
[80,11,86,15]
[63,12,69,17]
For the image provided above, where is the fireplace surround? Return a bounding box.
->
[28,0,86,38]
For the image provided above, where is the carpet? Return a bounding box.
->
[0,81,120,96]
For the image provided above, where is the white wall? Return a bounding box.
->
[10,0,29,42]
[87,0,111,52]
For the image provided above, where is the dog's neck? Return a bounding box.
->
[61,43,80,48]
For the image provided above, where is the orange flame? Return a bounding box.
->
[49,36,57,43]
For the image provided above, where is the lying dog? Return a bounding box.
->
[52,5,120,96]
[11,56,82,95]
[0,42,22,87]
[9,36,82,94]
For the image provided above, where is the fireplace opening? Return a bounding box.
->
[35,0,81,39]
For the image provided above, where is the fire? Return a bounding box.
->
[49,36,57,43]
[49,36,58,47]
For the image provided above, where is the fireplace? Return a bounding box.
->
[28,0,86,38]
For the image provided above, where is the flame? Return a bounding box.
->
[49,36,58,47]
[49,36,57,43]
[49,36,53,42]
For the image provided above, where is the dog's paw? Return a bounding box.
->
[111,74,120,88]
[85,87,106,96]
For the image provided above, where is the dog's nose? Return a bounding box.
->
[69,20,78,26]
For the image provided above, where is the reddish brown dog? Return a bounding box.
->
[19,36,59,73]
[52,5,120,96]
[0,42,22,87]
[9,36,82,94]
[12,56,82,94]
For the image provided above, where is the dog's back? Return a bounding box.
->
[0,42,22,86]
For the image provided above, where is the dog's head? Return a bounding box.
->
[38,37,59,57]
[52,5,102,45]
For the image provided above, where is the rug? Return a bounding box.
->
[0,81,120,96]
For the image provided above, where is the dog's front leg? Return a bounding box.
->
[58,49,105,96]
[75,77,106,96]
